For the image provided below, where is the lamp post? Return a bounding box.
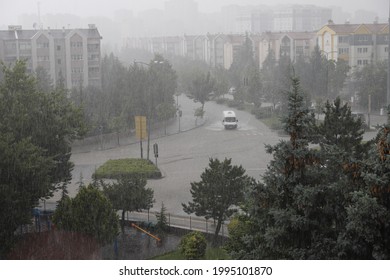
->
[132,60,163,161]
[387,0,390,107]
[320,50,338,101]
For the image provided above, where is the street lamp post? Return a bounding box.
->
[132,60,163,161]
[320,50,337,101]
[387,0,390,107]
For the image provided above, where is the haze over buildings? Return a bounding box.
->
[0,0,387,52]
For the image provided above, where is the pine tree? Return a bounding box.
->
[340,106,390,259]
[155,202,169,233]
[182,158,253,246]
[227,76,341,259]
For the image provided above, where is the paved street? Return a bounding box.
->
[43,95,388,220]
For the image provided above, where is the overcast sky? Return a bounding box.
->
[0,0,388,26]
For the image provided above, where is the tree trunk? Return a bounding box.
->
[121,210,125,234]
[212,216,223,247]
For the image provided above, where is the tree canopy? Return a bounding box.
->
[182,158,254,245]
[102,176,154,233]
[0,61,85,257]
[225,74,390,259]
[53,184,119,245]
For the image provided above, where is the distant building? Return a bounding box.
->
[220,4,331,34]
[317,21,389,68]
[123,21,389,71]
[0,24,102,89]
[273,5,331,32]
[259,31,317,67]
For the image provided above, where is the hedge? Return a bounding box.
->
[93,158,162,179]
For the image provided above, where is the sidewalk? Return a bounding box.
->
[72,94,207,154]
[124,210,229,237]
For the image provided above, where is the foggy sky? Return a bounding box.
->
[0,0,388,27]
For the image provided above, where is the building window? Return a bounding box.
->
[88,54,99,61]
[57,45,61,51]
[71,55,83,61]
[37,56,49,61]
[37,42,49,48]
[356,35,370,42]
[71,42,83,48]
[87,44,99,51]
[338,36,349,44]
[5,41,17,51]
[296,46,304,55]
[57,59,61,64]
[358,47,368,54]
[19,42,31,50]
[339,48,349,54]
[71,68,83,73]
[386,47,388,53]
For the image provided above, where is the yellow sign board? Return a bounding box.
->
[135,116,147,140]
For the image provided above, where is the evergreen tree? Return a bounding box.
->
[339,109,390,258]
[182,158,253,245]
[155,202,169,233]
[53,184,119,245]
[227,76,344,259]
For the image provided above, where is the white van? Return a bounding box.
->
[222,110,238,129]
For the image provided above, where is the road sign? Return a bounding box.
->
[135,116,147,140]
[153,143,159,158]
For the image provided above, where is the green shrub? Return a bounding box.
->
[180,231,207,260]
[227,100,245,110]
[251,107,273,119]
[93,158,162,179]
[216,98,228,105]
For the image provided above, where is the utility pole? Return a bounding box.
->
[388,0,390,106]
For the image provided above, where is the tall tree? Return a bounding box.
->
[353,61,387,111]
[53,184,119,245]
[317,97,367,157]
[35,66,53,93]
[188,71,215,113]
[182,158,253,245]
[102,176,154,233]
[227,76,336,259]
[0,61,85,257]
[339,110,390,259]
[229,34,256,89]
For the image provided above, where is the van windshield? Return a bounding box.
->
[225,117,236,122]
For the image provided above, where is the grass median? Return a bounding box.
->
[93,158,162,179]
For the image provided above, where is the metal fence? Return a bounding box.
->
[125,210,229,237]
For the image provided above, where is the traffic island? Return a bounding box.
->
[93,158,162,179]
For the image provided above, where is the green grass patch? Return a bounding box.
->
[151,246,231,260]
[93,158,162,179]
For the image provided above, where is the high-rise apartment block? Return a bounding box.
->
[0,24,102,89]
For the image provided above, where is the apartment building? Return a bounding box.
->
[259,31,317,66]
[0,24,102,89]
[124,20,388,71]
[317,21,389,68]
[125,31,316,70]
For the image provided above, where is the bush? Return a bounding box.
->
[216,98,229,105]
[179,231,207,260]
[93,158,162,179]
[227,100,245,110]
[251,106,273,119]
